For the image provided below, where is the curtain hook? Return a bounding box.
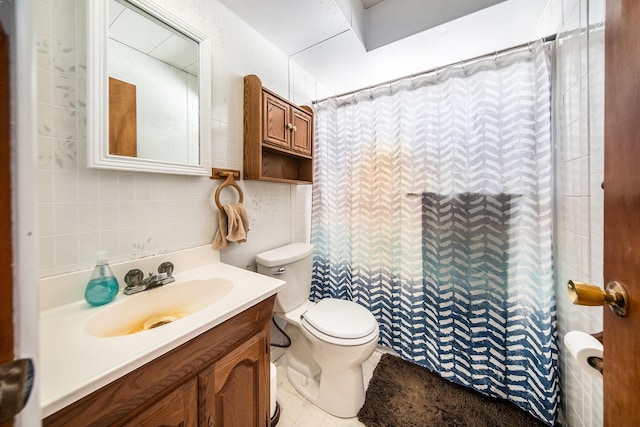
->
[460,60,465,71]
[494,50,499,62]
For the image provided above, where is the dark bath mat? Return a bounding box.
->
[358,353,549,427]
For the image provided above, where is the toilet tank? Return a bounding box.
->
[256,243,314,313]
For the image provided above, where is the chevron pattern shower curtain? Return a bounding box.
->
[310,42,557,425]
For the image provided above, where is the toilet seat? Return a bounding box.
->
[301,299,378,346]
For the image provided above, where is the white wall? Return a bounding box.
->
[535,0,605,426]
[35,0,321,278]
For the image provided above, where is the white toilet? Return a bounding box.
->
[257,243,379,418]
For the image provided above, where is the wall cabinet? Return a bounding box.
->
[244,74,313,184]
[262,91,312,157]
[43,296,275,427]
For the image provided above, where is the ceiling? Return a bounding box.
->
[109,0,199,74]
[218,0,552,97]
[360,0,383,9]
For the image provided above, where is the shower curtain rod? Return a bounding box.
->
[312,33,557,104]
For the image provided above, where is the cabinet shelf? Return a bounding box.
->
[244,74,313,184]
[263,143,313,160]
[261,148,313,183]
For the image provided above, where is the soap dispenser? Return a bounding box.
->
[84,251,119,306]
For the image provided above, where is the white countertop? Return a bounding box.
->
[39,246,285,418]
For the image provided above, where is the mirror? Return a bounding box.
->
[88,0,211,175]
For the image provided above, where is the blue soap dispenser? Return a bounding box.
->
[84,251,119,306]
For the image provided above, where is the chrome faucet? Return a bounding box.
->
[123,262,175,295]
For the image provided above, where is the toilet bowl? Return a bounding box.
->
[256,243,379,418]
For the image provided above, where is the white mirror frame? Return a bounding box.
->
[88,0,211,176]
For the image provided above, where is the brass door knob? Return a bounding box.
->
[567,280,629,317]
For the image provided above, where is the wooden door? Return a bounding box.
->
[291,107,313,156]
[263,92,290,150]
[603,0,640,425]
[109,77,138,157]
[122,379,198,427]
[199,332,268,427]
[0,2,15,426]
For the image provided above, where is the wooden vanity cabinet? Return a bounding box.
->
[244,74,313,184]
[43,296,275,427]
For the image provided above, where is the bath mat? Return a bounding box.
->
[358,353,548,427]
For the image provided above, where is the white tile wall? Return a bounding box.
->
[35,0,323,277]
[291,184,313,244]
[535,0,605,425]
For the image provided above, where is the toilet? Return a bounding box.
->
[256,243,379,418]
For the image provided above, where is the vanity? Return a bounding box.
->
[40,246,285,426]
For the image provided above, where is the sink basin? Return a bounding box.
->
[85,278,234,337]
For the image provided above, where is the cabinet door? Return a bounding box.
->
[291,107,312,156]
[123,378,197,427]
[263,92,290,150]
[199,332,268,427]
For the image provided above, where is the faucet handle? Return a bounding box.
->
[158,262,174,277]
[124,269,144,286]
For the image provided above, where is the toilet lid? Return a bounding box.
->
[302,299,377,340]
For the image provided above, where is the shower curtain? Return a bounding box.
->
[310,41,558,425]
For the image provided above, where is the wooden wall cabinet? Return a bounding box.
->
[244,74,313,184]
[43,297,275,427]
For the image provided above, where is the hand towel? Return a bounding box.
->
[213,203,249,249]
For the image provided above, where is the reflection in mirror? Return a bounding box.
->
[108,0,199,163]
[88,0,211,176]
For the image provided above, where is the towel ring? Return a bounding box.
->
[211,168,243,211]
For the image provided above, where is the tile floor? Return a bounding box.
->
[273,348,390,427]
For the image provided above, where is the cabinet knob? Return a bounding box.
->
[292,125,297,132]
[208,416,213,427]
[287,123,293,130]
